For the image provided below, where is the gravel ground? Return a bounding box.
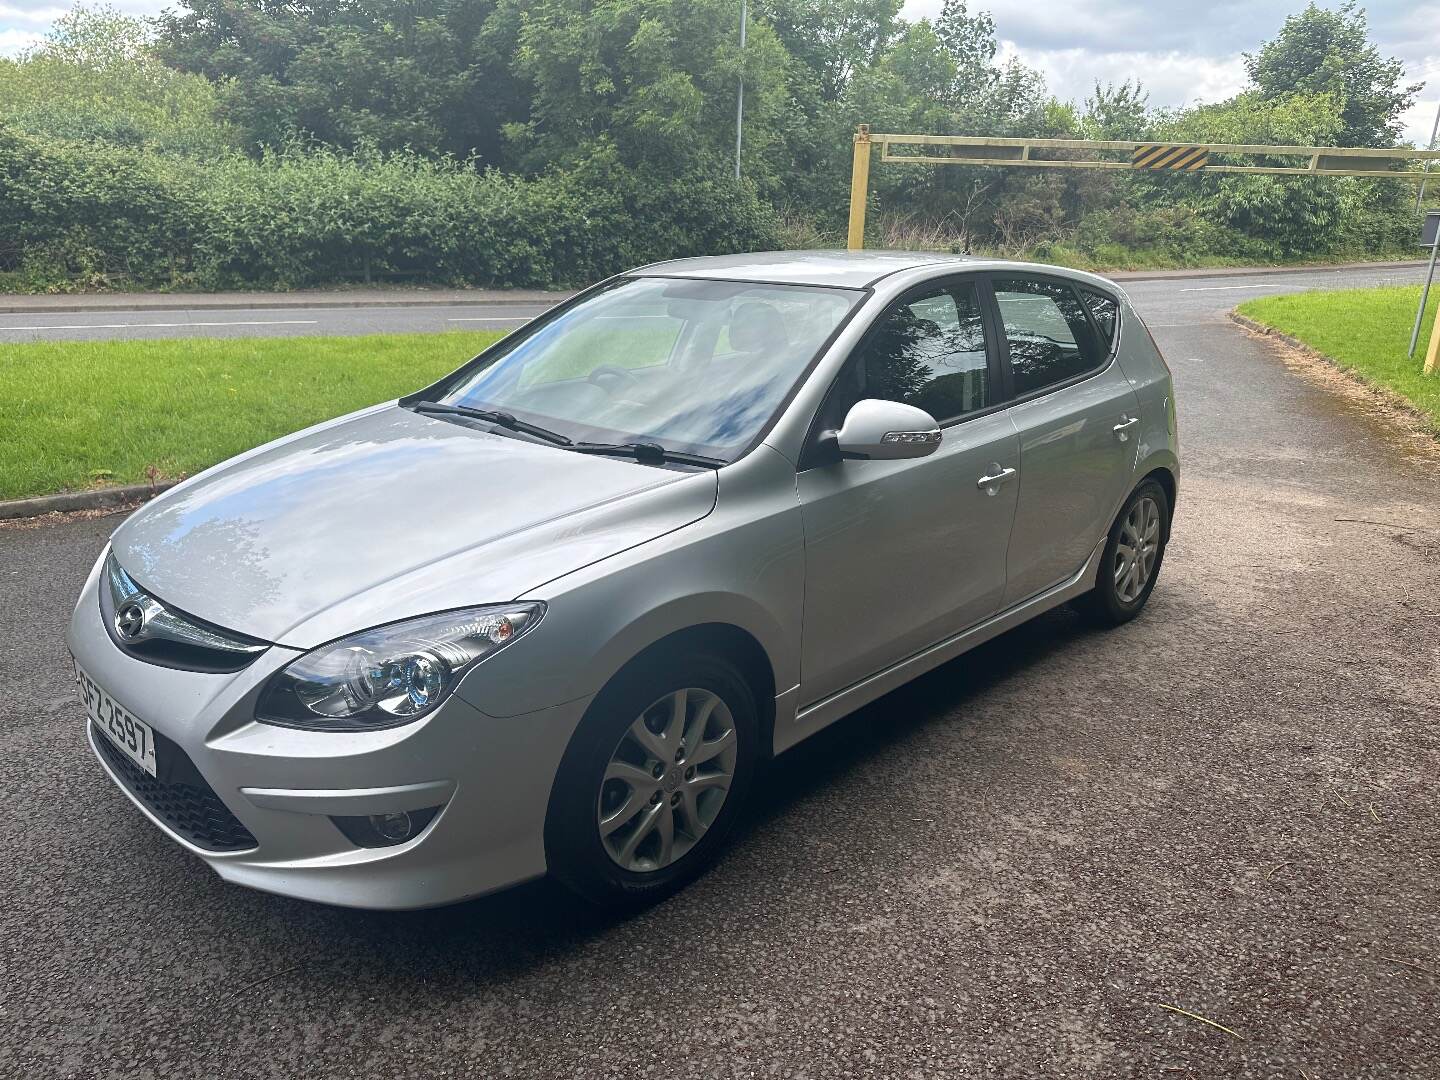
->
[1,271,1437,1078]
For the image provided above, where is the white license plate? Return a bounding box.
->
[75,662,157,777]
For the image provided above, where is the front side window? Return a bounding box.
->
[437,277,862,461]
[837,281,991,425]
[992,278,1101,396]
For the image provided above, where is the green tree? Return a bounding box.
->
[496,0,793,189]
[751,0,908,224]
[1244,2,1420,147]
[1152,90,1351,258]
[933,0,1001,103]
[838,3,1053,244]
[0,5,231,155]
[757,0,902,102]
[1082,80,1151,141]
[157,0,524,160]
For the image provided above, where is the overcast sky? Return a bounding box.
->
[1,0,1437,145]
[900,0,1440,145]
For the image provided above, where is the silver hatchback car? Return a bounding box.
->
[68,251,1178,910]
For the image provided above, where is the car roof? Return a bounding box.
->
[632,250,1115,291]
[632,250,968,288]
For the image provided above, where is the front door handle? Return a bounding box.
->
[1113,415,1141,442]
[976,466,1016,494]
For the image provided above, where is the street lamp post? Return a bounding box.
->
[735,0,746,181]
[1417,97,1440,214]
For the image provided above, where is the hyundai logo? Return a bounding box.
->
[115,601,148,642]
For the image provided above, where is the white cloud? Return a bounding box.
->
[903,0,1438,61]
[1,0,164,15]
[0,26,41,55]
[0,4,68,25]
[999,43,1249,113]
[1404,98,1440,150]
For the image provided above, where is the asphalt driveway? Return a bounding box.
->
[1,272,1437,1078]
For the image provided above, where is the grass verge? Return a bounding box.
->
[1237,285,1440,432]
[0,330,504,501]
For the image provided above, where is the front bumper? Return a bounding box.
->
[68,553,589,909]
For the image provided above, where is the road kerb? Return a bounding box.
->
[0,481,179,522]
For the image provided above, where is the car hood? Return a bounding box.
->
[110,405,718,647]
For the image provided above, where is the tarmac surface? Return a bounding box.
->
[0,260,1425,342]
[1,266,1438,1078]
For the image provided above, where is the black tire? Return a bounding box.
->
[1074,478,1171,628]
[544,651,759,912]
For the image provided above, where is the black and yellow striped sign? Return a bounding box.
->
[1131,145,1209,171]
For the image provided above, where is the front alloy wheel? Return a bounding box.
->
[598,689,737,873]
[546,654,757,910]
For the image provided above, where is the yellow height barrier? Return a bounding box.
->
[845,127,1440,251]
[846,126,872,251]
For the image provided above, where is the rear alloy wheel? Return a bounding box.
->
[546,654,757,910]
[1114,494,1162,604]
[1076,478,1170,627]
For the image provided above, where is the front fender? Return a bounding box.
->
[453,446,805,719]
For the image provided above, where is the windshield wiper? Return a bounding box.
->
[408,400,573,446]
[410,401,720,468]
[569,441,725,469]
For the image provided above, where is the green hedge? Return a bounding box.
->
[0,129,780,290]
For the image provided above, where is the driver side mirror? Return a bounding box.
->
[834,399,942,461]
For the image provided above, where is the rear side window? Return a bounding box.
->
[1080,289,1119,350]
[992,278,1101,396]
[847,281,991,424]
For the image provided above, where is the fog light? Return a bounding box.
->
[330,805,440,848]
[373,811,413,841]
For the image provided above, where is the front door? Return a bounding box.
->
[797,277,1020,707]
[988,275,1140,605]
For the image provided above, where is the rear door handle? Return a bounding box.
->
[1113,415,1140,442]
[976,466,1016,493]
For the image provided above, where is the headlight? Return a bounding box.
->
[256,603,544,731]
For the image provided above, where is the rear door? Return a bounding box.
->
[989,275,1140,606]
[796,276,1020,706]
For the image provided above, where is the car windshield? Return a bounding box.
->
[435,277,862,461]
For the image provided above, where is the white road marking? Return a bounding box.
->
[446,317,529,322]
[0,319,319,331]
[1178,284,1277,292]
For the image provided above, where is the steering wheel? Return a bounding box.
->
[587,364,639,395]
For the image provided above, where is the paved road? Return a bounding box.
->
[2,269,1438,1078]
[0,263,1424,343]
[1117,263,1425,328]
[0,301,561,343]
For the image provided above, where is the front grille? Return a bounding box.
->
[100,552,269,674]
[92,723,257,852]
